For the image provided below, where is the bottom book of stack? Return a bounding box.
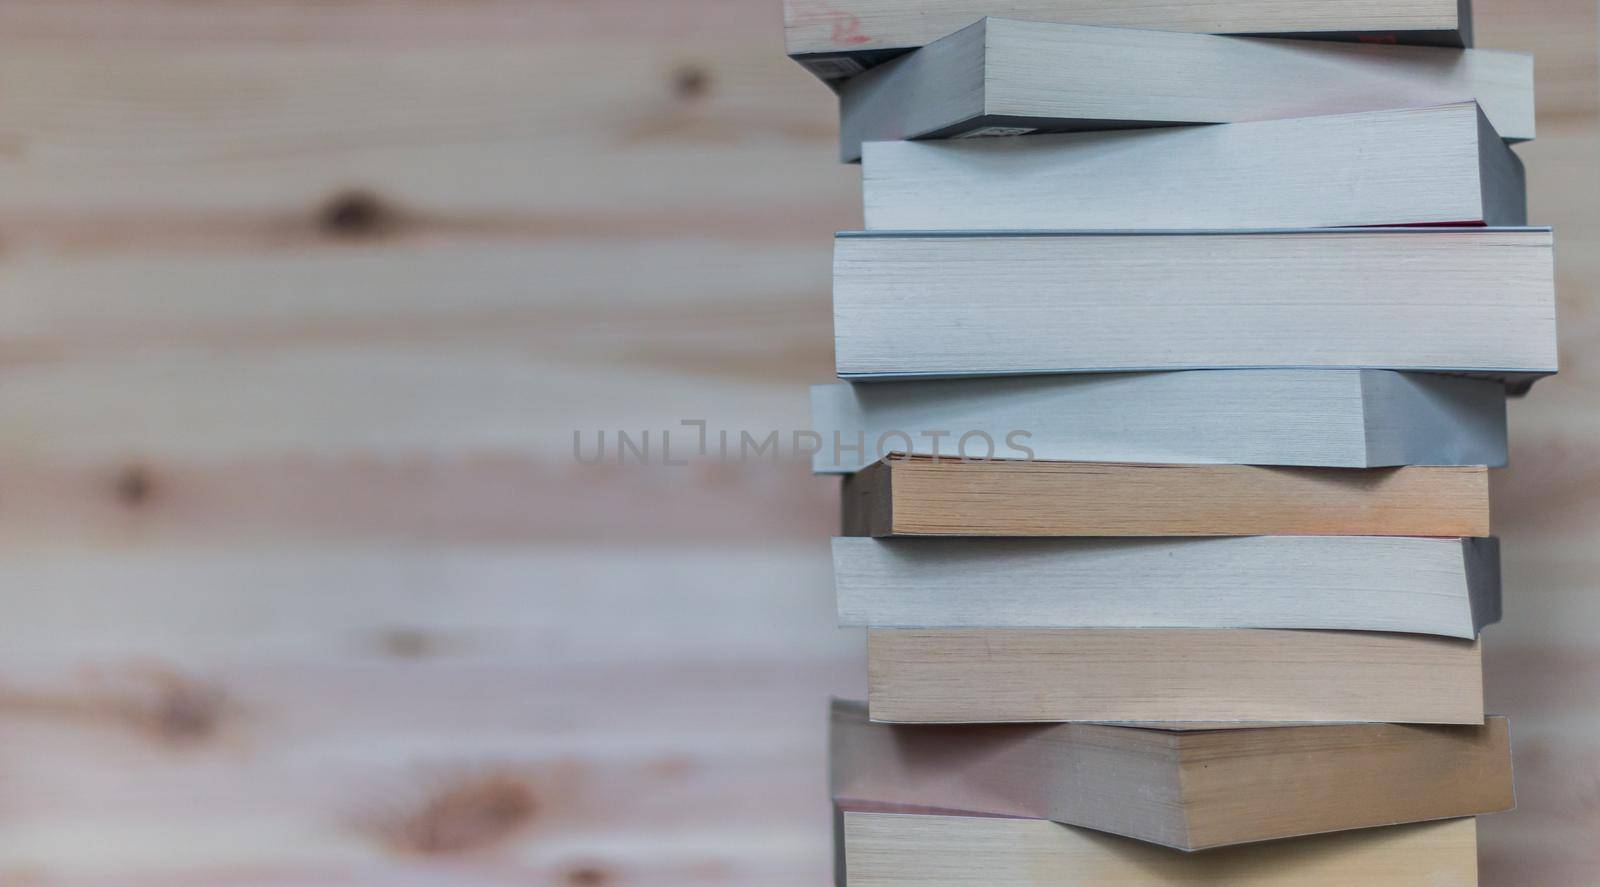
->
[839,811,1477,886]
[830,700,1514,885]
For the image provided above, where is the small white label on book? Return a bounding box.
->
[955,125,1037,139]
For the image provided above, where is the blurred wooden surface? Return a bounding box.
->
[0,1,1594,884]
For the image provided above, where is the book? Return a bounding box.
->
[868,628,1484,723]
[832,700,1514,849]
[837,810,1479,885]
[838,19,1533,161]
[840,458,1489,537]
[788,0,1475,84]
[834,536,1501,638]
[862,102,1525,230]
[832,228,1556,390]
[810,370,1508,473]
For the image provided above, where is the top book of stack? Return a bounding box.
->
[786,0,1475,82]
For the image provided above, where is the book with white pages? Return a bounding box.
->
[810,369,1507,473]
[837,18,1533,161]
[787,0,1475,84]
[833,536,1501,638]
[862,102,1524,230]
[832,228,1557,391]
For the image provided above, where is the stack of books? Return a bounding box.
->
[790,3,1557,884]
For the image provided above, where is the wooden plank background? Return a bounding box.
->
[0,1,1593,883]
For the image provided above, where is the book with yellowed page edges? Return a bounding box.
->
[836,810,1481,885]
[830,700,1513,850]
[865,628,1485,724]
[840,457,1490,538]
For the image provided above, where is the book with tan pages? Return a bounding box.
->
[837,810,1480,885]
[841,457,1489,537]
[867,629,1484,724]
[830,699,1514,850]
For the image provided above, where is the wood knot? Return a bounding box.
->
[318,189,398,238]
[109,665,228,746]
[145,673,226,744]
[0,665,227,750]
[113,464,154,507]
[382,771,539,856]
[566,866,610,886]
[671,64,711,100]
[378,627,441,660]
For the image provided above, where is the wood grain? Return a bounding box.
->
[0,0,1592,883]
[0,457,836,549]
[0,4,849,883]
